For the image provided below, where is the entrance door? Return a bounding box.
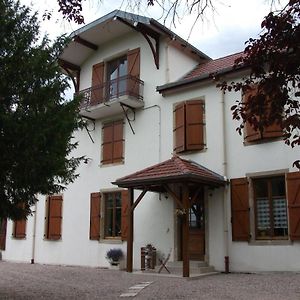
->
[189,197,205,260]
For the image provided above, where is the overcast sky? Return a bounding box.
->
[20,0,287,58]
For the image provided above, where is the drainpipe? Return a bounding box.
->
[31,202,37,264]
[221,90,230,273]
[165,39,170,83]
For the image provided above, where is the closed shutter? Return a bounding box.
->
[0,218,7,250]
[173,102,185,153]
[91,62,104,105]
[231,178,250,241]
[90,192,101,240]
[127,48,140,97]
[186,100,205,151]
[113,120,124,163]
[13,219,26,239]
[286,172,300,241]
[121,190,129,241]
[46,195,63,240]
[102,123,113,164]
[243,86,261,142]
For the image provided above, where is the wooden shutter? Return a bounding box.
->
[185,100,205,151]
[127,48,140,97]
[121,190,129,241]
[0,218,7,250]
[90,192,101,240]
[47,195,63,240]
[243,86,261,142]
[13,219,26,239]
[113,120,124,163]
[231,178,250,241]
[91,62,104,105]
[102,123,113,164]
[286,172,300,241]
[173,102,186,153]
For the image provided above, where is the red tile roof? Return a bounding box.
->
[114,156,225,188]
[183,52,244,80]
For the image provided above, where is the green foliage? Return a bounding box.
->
[0,0,83,219]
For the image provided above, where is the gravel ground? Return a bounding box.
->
[0,261,300,299]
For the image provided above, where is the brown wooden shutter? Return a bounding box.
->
[13,219,26,239]
[90,192,101,240]
[231,178,250,241]
[113,120,124,163]
[286,171,300,241]
[243,86,261,142]
[0,218,7,250]
[185,100,205,151]
[91,62,104,105]
[173,102,185,153]
[127,48,140,97]
[47,195,63,240]
[121,190,129,241]
[102,123,113,164]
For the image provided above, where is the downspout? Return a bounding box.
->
[221,90,230,273]
[165,39,171,83]
[31,202,37,264]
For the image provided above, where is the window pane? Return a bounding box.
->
[272,177,285,197]
[119,58,127,76]
[254,179,268,198]
[273,198,288,237]
[106,194,114,208]
[256,198,271,237]
[105,208,113,237]
[115,207,122,237]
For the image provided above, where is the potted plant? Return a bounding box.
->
[106,248,124,267]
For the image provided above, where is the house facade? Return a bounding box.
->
[1,10,299,275]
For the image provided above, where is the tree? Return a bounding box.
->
[0,0,83,220]
[218,0,300,167]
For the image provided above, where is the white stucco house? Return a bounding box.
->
[1,10,299,277]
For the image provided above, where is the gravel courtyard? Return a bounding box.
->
[0,261,300,299]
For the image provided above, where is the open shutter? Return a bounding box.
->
[231,178,250,241]
[91,62,104,105]
[113,120,124,163]
[127,48,140,97]
[0,218,7,250]
[90,192,101,240]
[173,102,186,153]
[286,172,300,241]
[47,195,63,240]
[13,219,26,239]
[121,190,129,241]
[102,123,113,164]
[185,100,205,151]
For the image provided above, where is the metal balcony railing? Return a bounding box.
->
[79,75,144,110]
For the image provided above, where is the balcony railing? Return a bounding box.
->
[79,75,144,110]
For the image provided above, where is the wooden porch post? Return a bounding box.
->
[182,185,190,277]
[126,188,134,272]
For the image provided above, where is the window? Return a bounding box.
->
[45,195,63,240]
[231,172,300,242]
[173,100,205,153]
[101,120,124,165]
[243,84,283,143]
[13,218,27,239]
[253,176,288,239]
[104,192,122,238]
[0,218,7,250]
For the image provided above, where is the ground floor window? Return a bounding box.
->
[104,192,122,238]
[253,176,288,239]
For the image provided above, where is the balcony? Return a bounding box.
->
[78,75,144,119]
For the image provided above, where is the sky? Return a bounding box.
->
[19,0,286,59]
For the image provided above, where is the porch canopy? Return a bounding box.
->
[112,155,226,277]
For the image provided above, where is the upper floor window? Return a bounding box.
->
[101,120,124,165]
[243,84,283,143]
[173,100,205,153]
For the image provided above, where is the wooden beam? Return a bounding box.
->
[190,187,203,206]
[182,185,190,277]
[73,36,98,50]
[58,59,81,71]
[126,188,134,273]
[131,189,147,212]
[164,184,184,209]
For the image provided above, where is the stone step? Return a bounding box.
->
[167,260,208,268]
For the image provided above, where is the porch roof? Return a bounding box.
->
[113,156,226,191]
